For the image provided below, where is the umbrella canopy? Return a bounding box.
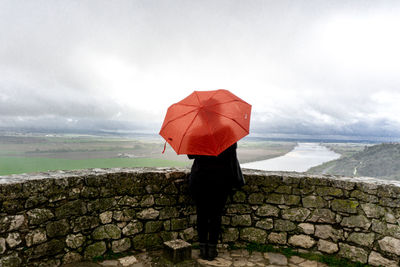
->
[159,89,251,156]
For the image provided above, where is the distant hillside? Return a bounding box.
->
[308,143,400,181]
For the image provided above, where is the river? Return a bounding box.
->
[241,143,341,172]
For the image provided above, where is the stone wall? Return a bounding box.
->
[0,168,400,266]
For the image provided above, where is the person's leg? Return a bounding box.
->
[196,199,210,260]
[207,191,228,260]
[196,202,209,244]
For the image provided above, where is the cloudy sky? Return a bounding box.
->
[1,0,400,139]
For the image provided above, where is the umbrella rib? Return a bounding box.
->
[208,90,220,102]
[206,99,244,108]
[174,103,198,107]
[177,111,199,154]
[194,91,202,106]
[211,111,250,134]
[159,108,198,133]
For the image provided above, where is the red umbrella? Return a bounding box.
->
[159,89,251,156]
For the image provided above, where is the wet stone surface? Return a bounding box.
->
[61,248,328,267]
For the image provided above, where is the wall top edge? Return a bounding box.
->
[0,167,399,187]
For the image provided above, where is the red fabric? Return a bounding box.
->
[159,89,251,156]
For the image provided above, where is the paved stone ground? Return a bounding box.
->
[61,248,328,267]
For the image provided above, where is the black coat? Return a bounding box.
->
[188,143,244,199]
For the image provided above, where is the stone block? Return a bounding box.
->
[282,208,311,222]
[46,219,70,237]
[155,195,177,206]
[232,191,246,203]
[347,232,375,247]
[255,204,279,217]
[113,209,135,222]
[26,239,65,259]
[132,233,163,250]
[226,204,252,214]
[387,224,400,239]
[0,238,6,254]
[385,212,397,224]
[302,196,326,208]
[0,252,22,267]
[330,180,355,190]
[163,239,192,263]
[163,220,171,231]
[378,236,400,256]
[100,211,113,224]
[222,228,239,243]
[274,219,296,232]
[159,207,180,219]
[145,221,163,233]
[84,241,107,259]
[25,229,47,247]
[380,197,400,208]
[0,217,10,234]
[338,243,368,264]
[171,218,187,231]
[92,224,121,240]
[240,227,267,243]
[317,239,338,254]
[3,199,24,213]
[351,190,378,203]
[307,209,336,223]
[341,215,371,230]
[265,193,285,204]
[268,232,287,244]
[316,186,343,196]
[275,185,292,194]
[160,231,179,242]
[73,216,99,233]
[179,227,196,241]
[298,223,314,235]
[371,219,387,234]
[119,255,138,266]
[255,218,273,230]
[8,215,25,231]
[27,208,54,225]
[112,238,131,253]
[137,208,159,220]
[66,233,85,249]
[55,199,87,218]
[140,195,155,207]
[288,234,315,248]
[122,221,143,236]
[332,199,359,214]
[6,233,22,248]
[118,196,139,207]
[361,203,385,218]
[25,196,48,209]
[232,214,252,226]
[284,195,301,205]
[63,252,82,264]
[264,252,288,265]
[221,216,230,225]
[368,251,398,267]
[248,193,264,204]
[315,225,343,242]
[87,197,116,212]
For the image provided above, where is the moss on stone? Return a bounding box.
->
[84,241,107,259]
[332,199,359,214]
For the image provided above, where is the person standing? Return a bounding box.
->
[188,142,244,261]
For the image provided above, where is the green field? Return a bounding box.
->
[0,156,189,176]
[0,134,296,176]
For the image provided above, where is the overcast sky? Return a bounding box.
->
[1,0,400,139]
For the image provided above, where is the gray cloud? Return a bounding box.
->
[1,0,400,139]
